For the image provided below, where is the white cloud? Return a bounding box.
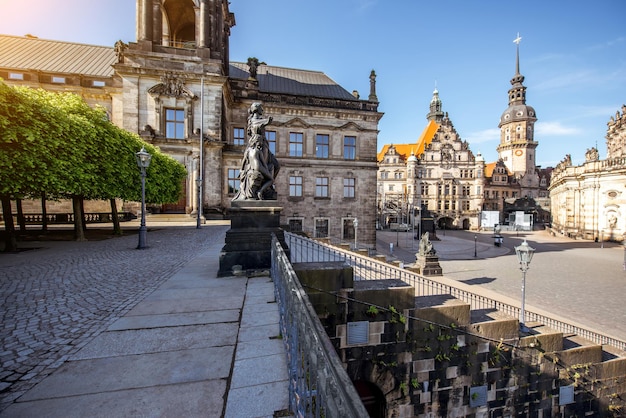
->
[465,128,500,144]
[535,121,580,136]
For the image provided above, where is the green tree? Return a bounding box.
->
[0,81,187,249]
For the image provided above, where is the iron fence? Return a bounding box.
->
[271,236,369,418]
[285,232,626,352]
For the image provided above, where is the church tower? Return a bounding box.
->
[497,34,539,195]
[135,0,235,73]
[427,87,444,123]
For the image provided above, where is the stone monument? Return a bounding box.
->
[218,102,288,276]
[415,232,442,276]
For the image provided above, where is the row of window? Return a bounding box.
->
[234,128,357,160]
[227,169,356,198]
[288,217,357,240]
[380,168,477,179]
[7,72,106,87]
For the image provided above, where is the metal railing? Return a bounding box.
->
[271,236,368,418]
[285,232,626,352]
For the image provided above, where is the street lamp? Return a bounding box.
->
[135,147,152,249]
[474,234,477,258]
[353,218,358,250]
[196,177,203,229]
[515,239,535,332]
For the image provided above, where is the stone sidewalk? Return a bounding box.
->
[0,223,289,417]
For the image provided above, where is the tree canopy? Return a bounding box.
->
[0,80,187,249]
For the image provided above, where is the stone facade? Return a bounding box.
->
[377,39,550,231]
[0,0,382,246]
[294,261,626,417]
[549,105,626,241]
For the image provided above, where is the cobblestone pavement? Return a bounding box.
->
[377,228,626,343]
[0,224,228,412]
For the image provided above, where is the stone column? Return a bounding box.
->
[198,0,210,49]
[152,0,162,45]
[139,0,153,42]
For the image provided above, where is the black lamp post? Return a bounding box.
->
[474,234,477,258]
[135,147,152,249]
[515,239,535,332]
[196,177,203,229]
[353,218,358,250]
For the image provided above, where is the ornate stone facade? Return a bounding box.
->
[0,0,382,246]
[549,105,626,241]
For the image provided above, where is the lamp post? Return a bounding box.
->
[515,239,535,332]
[474,234,477,258]
[197,76,204,230]
[196,178,202,229]
[353,218,358,250]
[135,147,152,249]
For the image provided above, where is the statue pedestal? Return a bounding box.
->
[218,200,288,276]
[415,254,443,276]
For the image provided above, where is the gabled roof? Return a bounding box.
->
[0,34,116,77]
[485,160,513,178]
[377,120,439,162]
[229,62,357,101]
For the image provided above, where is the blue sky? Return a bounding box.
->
[2,0,625,167]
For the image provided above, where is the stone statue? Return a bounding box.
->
[418,232,436,256]
[247,57,265,80]
[233,102,280,200]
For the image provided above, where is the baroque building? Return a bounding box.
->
[0,0,382,246]
[377,37,550,231]
[549,105,626,242]
[377,89,484,231]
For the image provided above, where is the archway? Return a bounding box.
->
[353,380,386,418]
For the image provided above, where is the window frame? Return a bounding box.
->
[165,108,186,139]
[289,175,303,197]
[343,136,356,160]
[289,132,303,157]
[315,134,330,159]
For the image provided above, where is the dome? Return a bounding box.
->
[407,153,418,163]
[499,104,537,126]
[475,152,484,162]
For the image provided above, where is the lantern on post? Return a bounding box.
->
[515,239,535,331]
[135,147,152,249]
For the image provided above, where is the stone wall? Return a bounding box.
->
[295,264,626,417]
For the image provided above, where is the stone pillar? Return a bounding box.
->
[198,0,210,49]
[218,201,289,276]
[152,0,162,46]
[139,0,153,42]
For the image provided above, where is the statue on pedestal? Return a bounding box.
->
[233,102,280,201]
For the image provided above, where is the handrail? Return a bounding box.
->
[271,235,369,417]
[285,232,626,352]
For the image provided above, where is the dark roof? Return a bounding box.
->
[0,35,359,101]
[0,34,116,77]
[230,62,357,101]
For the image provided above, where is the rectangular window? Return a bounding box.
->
[343,218,356,240]
[343,136,356,160]
[92,80,106,87]
[316,134,329,158]
[289,176,303,197]
[314,218,329,238]
[227,168,240,195]
[289,218,303,232]
[289,132,303,157]
[266,130,276,154]
[315,177,329,197]
[233,127,245,146]
[165,108,185,139]
[344,178,355,198]
[8,73,24,80]
[52,76,66,84]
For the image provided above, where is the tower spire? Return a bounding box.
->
[514,33,522,75]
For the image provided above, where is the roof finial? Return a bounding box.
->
[513,33,522,75]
